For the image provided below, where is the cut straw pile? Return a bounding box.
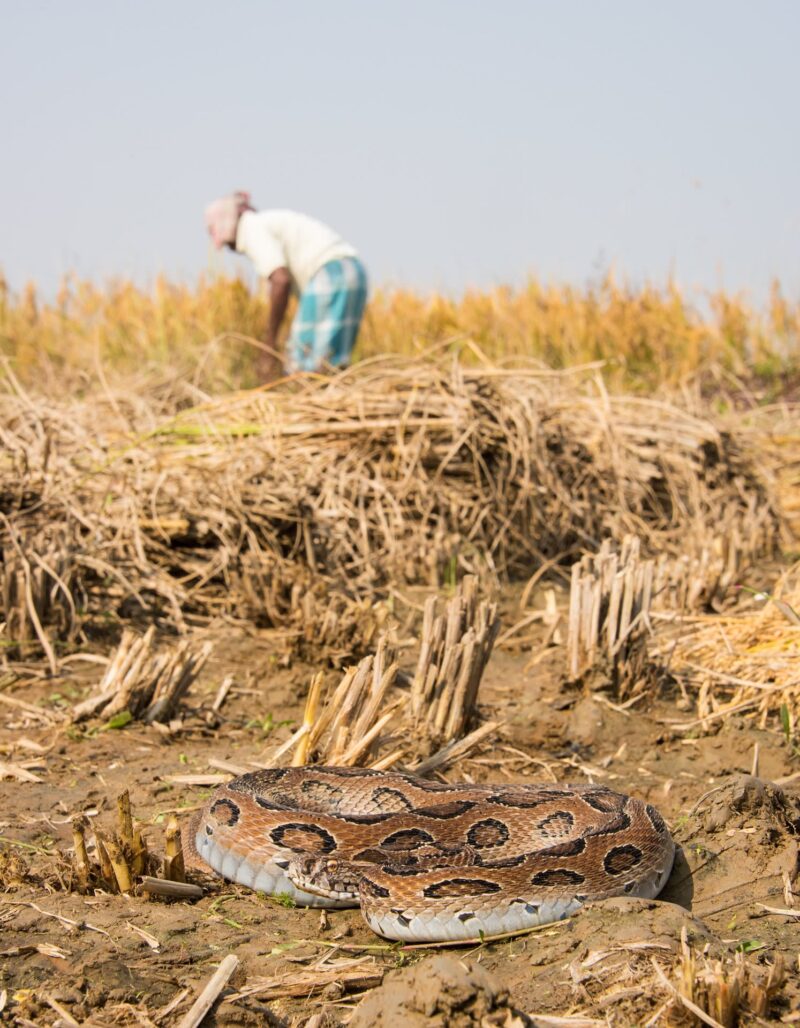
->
[71,627,213,724]
[564,532,748,693]
[0,357,782,662]
[273,577,500,772]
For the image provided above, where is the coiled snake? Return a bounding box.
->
[188,766,675,942]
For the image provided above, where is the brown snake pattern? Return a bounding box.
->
[188,766,675,942]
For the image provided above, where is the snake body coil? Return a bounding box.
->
[189,766,675,942]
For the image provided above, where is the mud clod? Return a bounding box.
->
[701,774,800,835]
[349,955,530,1027]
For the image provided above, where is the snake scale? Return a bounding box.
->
[187,766,675,942]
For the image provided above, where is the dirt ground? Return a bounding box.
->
[2,585,799,1026]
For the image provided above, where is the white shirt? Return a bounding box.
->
[235,209,358,293]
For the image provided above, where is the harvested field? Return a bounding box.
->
[0,358,784,648]
[2,354,800,1026]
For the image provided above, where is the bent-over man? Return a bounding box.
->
[204,191,368,381]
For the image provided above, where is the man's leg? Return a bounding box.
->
[327,258,368,368]
[287,259,368,373]
[285,277,322,373]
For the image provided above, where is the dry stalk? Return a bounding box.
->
[292,671,324,766]
[70,816,91,894]
[116,790,135,852]
[72,628,212,723]
[93,834,115,887]
[410,576,500,750]
[288,582,501,770]
[102,832,133,894]
[0,526,83,664]
[163,815,186,883]
[665,926,785,1026]
[139,876,204,899]
[176,953,240,1028]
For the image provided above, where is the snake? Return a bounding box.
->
[187,766,675,943]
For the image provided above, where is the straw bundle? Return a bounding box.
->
[71,790,156,894]
[566,536,654,690]
[0,358,780,643]
[297,639,402,768]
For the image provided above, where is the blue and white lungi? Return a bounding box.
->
[286,257,368,373]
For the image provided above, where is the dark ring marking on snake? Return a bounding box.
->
[423,878,504,899]
[269,822,338,854]
[582,791,624,814]
[380,864,433,878]
[539,837,587,859]
[466,817,510,848]
[603,844,644,876]
[537,811,575,834]
[646,805,669,835]
[483,853,525,869]
[210,798,240,827]
[531,868,586,887]
[255,795,284,811]
[379,828,436,850]
[588,811,632,838]
[415,800,477,820]
[300,780,344,803]
[487,791,565,809]
[371,787,416,812]
[335,811,395,826]
[360,877,390,898]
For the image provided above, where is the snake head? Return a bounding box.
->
[286,855,362,901]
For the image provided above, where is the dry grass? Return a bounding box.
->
[657,561,800,726]
[0,356,780,670]
[565,927,786,1027]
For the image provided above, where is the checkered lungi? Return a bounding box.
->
[286,256,368,373]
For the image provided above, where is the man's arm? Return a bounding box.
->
[258,266,292,382]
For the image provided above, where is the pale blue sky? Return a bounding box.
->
[2,0,799,301]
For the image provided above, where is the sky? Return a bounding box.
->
[2,0,799,302]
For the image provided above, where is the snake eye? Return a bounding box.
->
[326,859,339,873]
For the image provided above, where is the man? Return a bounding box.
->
[204,192,368,381]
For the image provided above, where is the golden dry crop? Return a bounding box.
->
[1,270,798,394]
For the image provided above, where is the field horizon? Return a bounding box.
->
[2,270,799,398]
